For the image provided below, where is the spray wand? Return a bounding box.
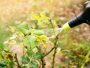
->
[39,1,90,37]
[62,1,90,30]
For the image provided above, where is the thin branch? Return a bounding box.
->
[52,34,59,68]
[36,46,45,68]
[49,18,59,68]
[41,57,45,68]
[15,54,21,68]
[41,41,56,68]
[43,47,55,58]
[40,42,56,68]
[52,46,57,68]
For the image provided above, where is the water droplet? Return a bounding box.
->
[43,28,63,37]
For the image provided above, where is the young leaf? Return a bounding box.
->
[34,52,42,59]
[32,30,44,36]
[31,13,42,22]
[3,45,9,52]
[40,35,47,41]
[9,61,15,67]
[23,35,38,49]
[22,56,30,64]
[40,11,48,21]
[30,61,38,68]
[17,22,30,34]
[27,49,33,57]
[32,47,38,53]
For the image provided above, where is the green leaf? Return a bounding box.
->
[34,52,42,59]
[0,60,7,67]
[0,43,4,50]
[22,66,28,68]
[9,61,15,67]
[27,49,33,57]
[17,22,30,34]
[32,47,38,53]
[3,46,9,52]
[30,61,38,68]
[22,56,30,64]
[23,35,38,49]
[33,30,44,36]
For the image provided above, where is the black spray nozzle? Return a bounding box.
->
[68,1,90,28]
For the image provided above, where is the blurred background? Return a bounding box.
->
[0,0,86,42]
[0,0,86,24]
[1,0,90,68]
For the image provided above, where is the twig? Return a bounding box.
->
[41,57,45,68]
[43,47,55,58]
[52,34,59,68]
[40,45,56,68]
[40,19,56,68]
[36,46,45,68]
[49,19,59,68]
[15,54,21,68]
[52,46,57,68]
[40,43,56,68]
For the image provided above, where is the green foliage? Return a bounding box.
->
[23,35,38,49]
[9,61,15,67]
[0,42,9,51]
[27,49,33,57]
[32,30,44,36]
[30,61,38,68]
[34,51,42,59]
[17,22,30,34]
[3,46,9,52]
[22,56,30,64]
[0,11,56,68]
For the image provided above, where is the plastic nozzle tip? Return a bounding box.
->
[62,22,71,30]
